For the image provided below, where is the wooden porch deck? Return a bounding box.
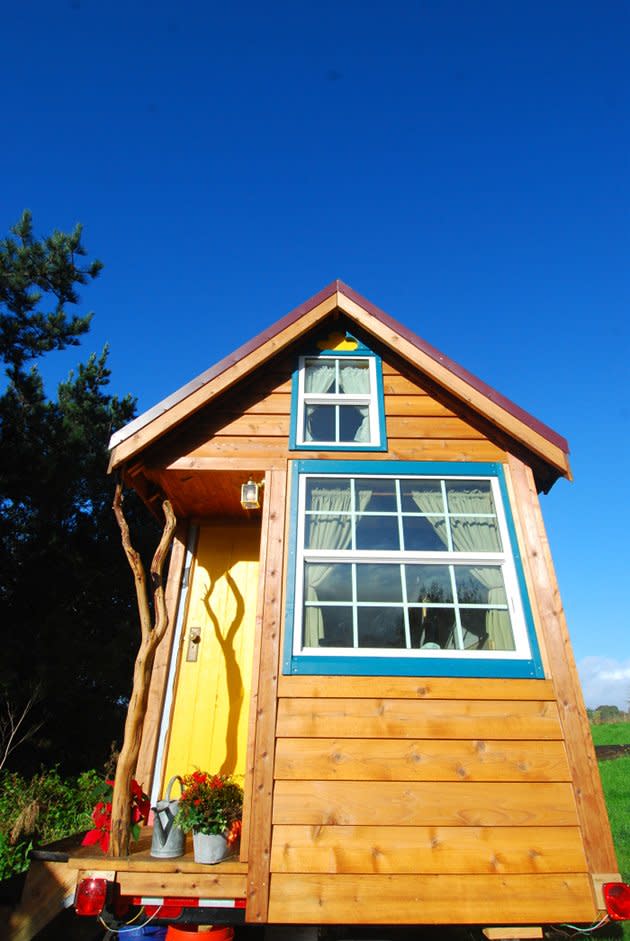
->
[66,829,248,899]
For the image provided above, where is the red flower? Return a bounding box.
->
[226,819,242,846]
[81,778,149,854]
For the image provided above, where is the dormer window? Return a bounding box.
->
[291,334,386,451]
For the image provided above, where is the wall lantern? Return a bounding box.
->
[240,478,263,510]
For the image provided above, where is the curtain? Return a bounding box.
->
[409,483,513,650]
[339,364,370,442]
[304,363,335,441]
[303,484,372,646]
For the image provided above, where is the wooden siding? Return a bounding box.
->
[506,455,618,877]
[267,676,596,926]
[244,469,287,922]
[148,354,507,473]
[267,873,595,925]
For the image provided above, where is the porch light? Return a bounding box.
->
[241,478,263,510]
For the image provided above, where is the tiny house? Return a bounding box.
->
[71,281,622,936]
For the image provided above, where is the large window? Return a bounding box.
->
[292,354,385,449]
[284,461,543,678]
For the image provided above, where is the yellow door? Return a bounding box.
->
[162,521,260,784]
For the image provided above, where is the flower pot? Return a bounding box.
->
[192,831,230,864]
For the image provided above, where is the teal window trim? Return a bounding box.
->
[289,347,387,451]
[282,459,544,679]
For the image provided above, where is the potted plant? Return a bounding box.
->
[175,771,243,864]
[82,778,150,854]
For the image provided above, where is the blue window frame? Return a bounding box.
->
[289,337,387,451]
[283,460,544,678]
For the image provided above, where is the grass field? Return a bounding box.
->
[592,723,630,746]
[593,721,629,939]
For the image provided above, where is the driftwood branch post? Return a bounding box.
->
[109,481,177,857]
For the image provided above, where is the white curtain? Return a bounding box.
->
[305,363,335,393]
[339,364,370,442]
[409,484,513,650]
[303,485,372,646]
[304,363,335,441]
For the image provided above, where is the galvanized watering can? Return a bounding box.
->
[150,775,185,858]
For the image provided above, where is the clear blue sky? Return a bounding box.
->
[3,1,628,707]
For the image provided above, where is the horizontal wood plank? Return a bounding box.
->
[274,738,571,782]
[215,393,457,420]
[381,374,442,395]
[185,438,505,461]
[267,872,596,924]
[277,676,555,701]
[117,870,248,898]
[270,825,587,874]
[272,780,578,827]
[208,415,486,441]
[276,698,562,740]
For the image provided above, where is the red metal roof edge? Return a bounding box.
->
[337,280,569,456]
[109,280,341,449]
[109,278,569,460]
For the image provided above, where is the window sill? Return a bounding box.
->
[285,653,544,678]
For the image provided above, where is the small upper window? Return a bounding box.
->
[292,343,385,450]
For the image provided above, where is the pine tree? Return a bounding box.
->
[0,212,150,773]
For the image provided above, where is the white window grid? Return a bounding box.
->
[296,355,380,446]
[293,473,532,660]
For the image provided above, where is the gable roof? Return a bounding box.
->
[108,280,571,483]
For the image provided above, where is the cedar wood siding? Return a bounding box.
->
[136,318,611,926]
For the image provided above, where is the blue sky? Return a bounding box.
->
[2,1,628,707]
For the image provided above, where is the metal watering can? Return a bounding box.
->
[150,775,185,858]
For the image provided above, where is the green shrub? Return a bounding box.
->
[0,767,108,880]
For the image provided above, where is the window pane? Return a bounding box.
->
[402,515,448,551]
[411,607,456,649]
[460,609,515,651]
[400,479,444,513]
[357,607,406,648]
[306,478,351,509]
[304,360,336,393]
[339,404,367,442]
[356,515,401,550]
[305,605,353,647]
[356,564,403,602]
[304,514,352,550]
[454,567,507,605]
[339,359,370,393]
[362,478,397,512]
[305,404,335,441]
[450,516,501,552]
[405,565,453,603]
[304,563,352,601]
[446,480,495,515]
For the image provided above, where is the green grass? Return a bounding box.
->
[596,755,630,940]
[592,723,630,746]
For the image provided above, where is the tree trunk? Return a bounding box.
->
[108,482,176,857]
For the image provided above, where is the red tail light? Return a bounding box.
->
[75,877,108,916]
[604,883,630,920]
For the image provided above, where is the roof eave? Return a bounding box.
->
[108,280,571,483]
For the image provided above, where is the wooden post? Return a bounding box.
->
[108,481,177,857]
